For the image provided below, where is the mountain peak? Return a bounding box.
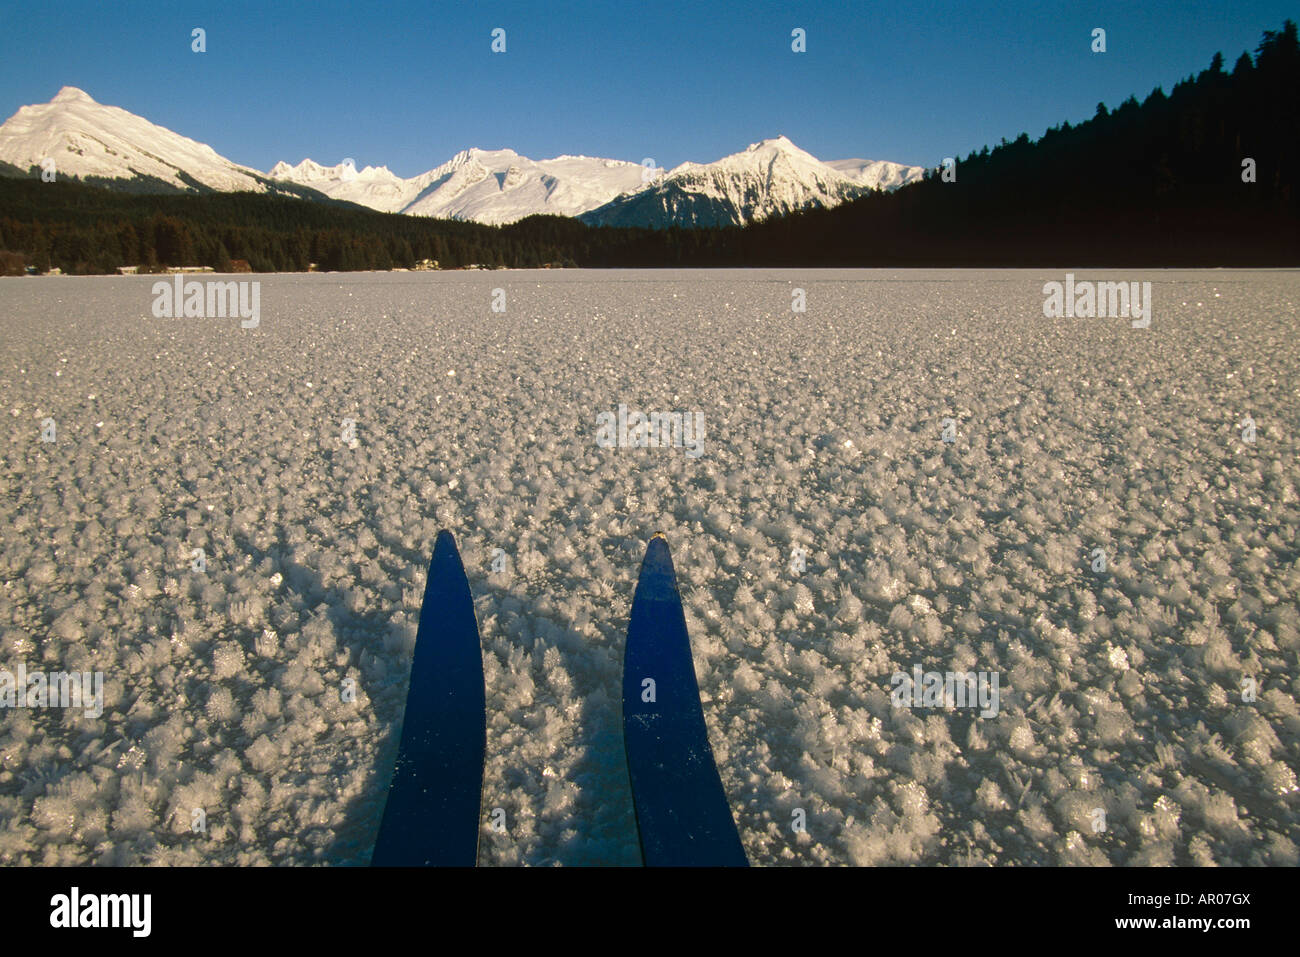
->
[52,86,95,104]
[583,135,924,229]
[748,135,797,152]
[0,85,267,194]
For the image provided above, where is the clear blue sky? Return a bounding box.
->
[0,0,1293,175]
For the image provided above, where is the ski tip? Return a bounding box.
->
[431,529,464,575]
[641,533,674,578]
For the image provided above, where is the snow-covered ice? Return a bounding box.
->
[0,268,1297,865]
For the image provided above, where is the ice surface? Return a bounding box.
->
[0,268,1297,865]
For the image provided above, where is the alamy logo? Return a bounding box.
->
[0,663,103,718]
[595,403,704,458]
[49,887,151,937]
[152,277,260,328]
[1042,273,1151,327]
[891,665,1000,718]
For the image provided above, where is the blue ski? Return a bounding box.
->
[622,533,748,866]
[372,530,485,866]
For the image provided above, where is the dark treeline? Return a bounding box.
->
[0,181,581,274]
[1,21,1296,274]
[735,19,1300,267]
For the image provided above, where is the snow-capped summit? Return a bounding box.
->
[669,134,847,183]
[746,134,810,154]
[0,86,271,193]
[51,86,96,104]
[581,135,923,228]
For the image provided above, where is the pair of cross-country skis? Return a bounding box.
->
[370,530,748,867]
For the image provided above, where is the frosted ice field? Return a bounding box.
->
[0,267,1298,867]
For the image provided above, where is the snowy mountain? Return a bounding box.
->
[266,158,425,213]
[580,136,925,228]
[268,148,651,224]
[0,87,308,197]
[274,138,925,227]
[0,88,924,227]
[825,156,926,192]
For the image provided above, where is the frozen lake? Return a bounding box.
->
[1,268,1297,865]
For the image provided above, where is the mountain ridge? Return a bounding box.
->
[0,87,922,226]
